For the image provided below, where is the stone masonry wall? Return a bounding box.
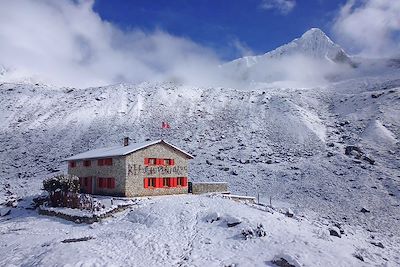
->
[68,157,126,196]
[124,143,189,197]
[192,182,228,194]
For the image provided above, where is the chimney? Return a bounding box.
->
[123,137,129,146]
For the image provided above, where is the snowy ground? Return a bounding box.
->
[1,194,398,266]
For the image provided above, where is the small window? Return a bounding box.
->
[105,158,113,166]
[84,177,89,187]
[107,178,115,189]
[98,159,104,166]
[148,158,157,165]
[164,159,171,166]
[163,177,170,187]
[177,177,184,186]
[69,161,76,168]
[148,178,156,187]
[83,160,91,167]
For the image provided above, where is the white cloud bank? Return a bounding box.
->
[260,0,296,15]
[0,0,224,88]
[333,0,400,57]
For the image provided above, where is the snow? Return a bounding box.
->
[1,195,398,266]
[65,139,193,161]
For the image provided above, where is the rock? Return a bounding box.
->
[362,156,375,165]
[327,142,335,147]
[371,92,384,98]
[360,207,370,213]
[241,224,266,240]
[204,212,220,223]
[345,145,363,156]
[0,207,11,216]
[285,208,294,218]
[371,241,384,248]
[271,257,297,267]
[353,254,364,262]
[230,170,238,176]
[226,216,241,227]
[327,152,334,157]
[329,227,341,238]
[205,160,212,165]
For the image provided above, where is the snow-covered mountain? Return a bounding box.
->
[228,28,352,68]
[221,28,360,86]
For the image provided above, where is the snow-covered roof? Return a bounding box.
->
[65,140,194,161]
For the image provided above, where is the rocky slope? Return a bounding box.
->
[0,73,399,241]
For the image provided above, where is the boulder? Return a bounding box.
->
[285,208,294,218]
[204,212,220,223]
[360,207,370,213]
[329,227,341,238]
[226,216,241,227]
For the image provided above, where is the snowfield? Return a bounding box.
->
[1,194,398,266]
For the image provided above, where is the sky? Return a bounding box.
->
[0,0,399,88]
[93,0,349,60]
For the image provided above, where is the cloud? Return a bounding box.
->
[231,39,254,57]
[333,0,400,57]
[260,0,296,15]
[0,0,224,88]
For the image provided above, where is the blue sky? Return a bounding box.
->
[93,0,348,60]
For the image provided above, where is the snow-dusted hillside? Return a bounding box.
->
[1,72,400,242]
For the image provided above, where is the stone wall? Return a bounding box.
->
[68,157,126,196]
[124,143,190,197]
[192,182,228,194]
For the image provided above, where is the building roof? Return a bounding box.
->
[65,140,194,161]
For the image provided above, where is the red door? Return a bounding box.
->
[87,177,93,194]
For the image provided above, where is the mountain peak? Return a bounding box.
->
[302,28,327,37]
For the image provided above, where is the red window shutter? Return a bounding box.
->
[183,177,187,187]
[157,177,162,188]
[172,177,176,187]
[156,159,161,165]
[111,178,115,188]
[144,158,149,165]
[98,178,102,188]
[98,159,103,166]
[144,178,148,188]
[171,159,175,165]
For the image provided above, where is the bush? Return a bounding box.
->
[43,174,80,208]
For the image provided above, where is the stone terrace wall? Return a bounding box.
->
[192,182,228,194]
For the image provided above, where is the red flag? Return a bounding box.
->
[162,122,170,129]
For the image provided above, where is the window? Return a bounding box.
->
[84,177,89,187]
[69,161,76,168]
[98,158,112,166]
[107,178,115,189]
[149,158,157,165]
[98,177,115,189]
[163,177,170,187]
[177,177,183,186]
[83,160,91,167]
[164,159,175,166]
[146,177,156,188]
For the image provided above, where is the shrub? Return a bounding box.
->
[43,174,80,208]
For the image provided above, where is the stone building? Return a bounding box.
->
[65,139,193,197]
